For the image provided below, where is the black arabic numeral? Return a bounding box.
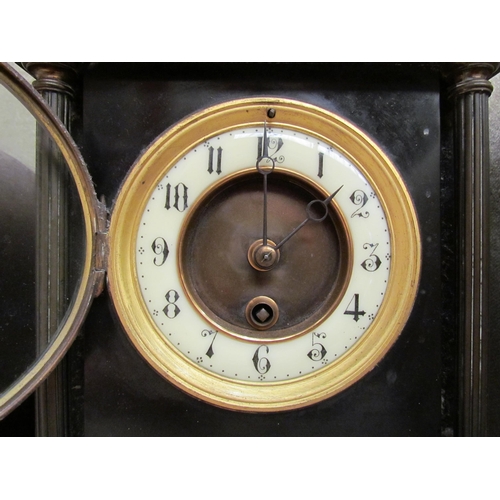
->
[252,345,271,374]
[208,146,223,175]
[361,243,382,272]
[258,130,284,164]
[163,289,180,318]
[307,332,327,361]
[318,152,324,178]
[151,237,169,266]
[350,189,369,218]
[165,183,188,212]
[257,136,263,159]
[201,329,218,358]
[344,294,366,322]
[269,136,284,160]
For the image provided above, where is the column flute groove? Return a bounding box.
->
[22,63,84,437]
[448,63,498,436]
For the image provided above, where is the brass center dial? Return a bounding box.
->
[179,170,352,342]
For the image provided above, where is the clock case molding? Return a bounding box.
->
[1,62,498,436]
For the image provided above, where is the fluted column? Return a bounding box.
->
[449,63,499,436]
[22,63,83,437]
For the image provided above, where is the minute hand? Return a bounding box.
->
[273,185,343,251]
[256,121,275,246]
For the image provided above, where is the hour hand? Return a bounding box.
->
[274,185,343,250]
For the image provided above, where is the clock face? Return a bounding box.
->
[108,98,420,411]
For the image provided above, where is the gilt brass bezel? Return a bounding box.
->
[108,97,421,412]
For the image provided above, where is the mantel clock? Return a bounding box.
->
[0,62,497,436]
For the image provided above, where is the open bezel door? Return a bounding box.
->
[0,63,100,419]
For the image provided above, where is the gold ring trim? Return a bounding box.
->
[108,97,421,412]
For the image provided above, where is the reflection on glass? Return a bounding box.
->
[0,80,36,393]
[0,68,85,395]
[0,66,35,170]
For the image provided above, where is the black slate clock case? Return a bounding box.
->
[79,63,441,436]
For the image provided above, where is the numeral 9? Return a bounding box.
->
[152,237,169,266]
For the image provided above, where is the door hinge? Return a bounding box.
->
[93,196,109,297]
